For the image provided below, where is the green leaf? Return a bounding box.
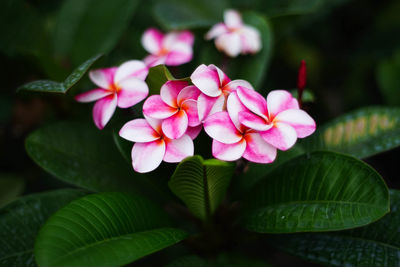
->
[0,189,87,267]
[290,88,315,103]
[25,121,159,198]
[146,65,176,95]
[232,145,305,199]
[0,174,25,208]
[376,50,400,105]
[242,151,389,233]
[168,156,235,221]
[35,192,187,267]
[200,12,273,89]
[269,189,400,266]
[18,54,102,94]
[302,106,400,158]
[166,253,270,266]
[54,0,138,64]
[153,0,228,30]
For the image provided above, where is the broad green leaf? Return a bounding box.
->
[0,174,25,208]
[0,189,86,267]
[269,190,400,266]
[200,12,273,89]
[18,54,102,94]
[25,121,160,199]
[54,0,138,64]
[169,156,235,221]
[153,0,228,30]
[231,145,305,199]
[35,192,187,267]
[302,106,400,158]
[242,151,389,233]
[376,50,400,105]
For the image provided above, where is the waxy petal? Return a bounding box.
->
[209,64,230,87]
[75,88,112,103]
[114,60,148,83]
[191,64,221,97]
[160,80,188,108]
[143,55,166,68]
[92,94,117,130]
[119,119,159,142]
[240,26,262,54]
[162,110,188,139]
[176,30,194,45]
[204,111,242,144]
[267,90,299,117]
[224,9,243,29]
[205,23,228,40]
[197,93,225,122]
[260,123,297,151]
[275,109,316,138]
[117,77,149,108]
[224,79,254,93]
[186,125,202,140]
[215,32,241,57]
[237,86,268,118]
[141,28,164,54]
[164,134,194,162]
[177,85,201,106]
[131,140,165,173]
[238,111,272,131]
[144,114,162,134]
[243,132,277,163]
[212,139,246,161]
[227,92,248,132]
[165,44,193,66]
[181,99,200,127]
[143,95,177,119]
[89,68,117,89]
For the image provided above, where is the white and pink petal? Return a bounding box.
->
[162,110,188,139]
[163,135,194,163]
[119,119,160,143]
[212,139,246,161]
[215,32,241,57]
[117,77,149,108]
[89,68,117,89]
[203,111,242,144]
[190,64,221,97]
[243,132,277,164]
[75,88,111,103]
[236,86,268,118]
[92,94,117,130]
[114,60,148,82]
[260,123,297,151]
[238,111,271,132]
[160,80,188,108]
[197,93,225,122]
[205,23,229,40]
[143,95,177,119]
[266,90,299,117]
[275,109,316,138]
[181,99,200,127]
[141,28,164,54]
[131,140,165,173]
[224,9,243,29]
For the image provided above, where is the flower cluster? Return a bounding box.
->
[76,11,315,173]
[118,64,316,173]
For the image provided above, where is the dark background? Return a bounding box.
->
[1,0,399,265]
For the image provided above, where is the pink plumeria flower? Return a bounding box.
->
[190,64,254,121]
[203,90,276,163]
[236,86,316,150]
[119,115,194,173]
[141,28,194,68]
[75,60,149,129]
[143,80,201,139]
[205,9,261,57]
